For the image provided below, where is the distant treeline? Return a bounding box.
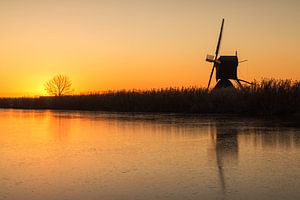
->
[0,79,299,116]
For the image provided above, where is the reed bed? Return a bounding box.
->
[0,79,299,115]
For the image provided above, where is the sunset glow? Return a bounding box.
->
[0,0,299,96]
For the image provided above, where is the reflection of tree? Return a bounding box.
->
[211,123,239,197]
[49,111,71,142]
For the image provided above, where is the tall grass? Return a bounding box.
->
[0,79,299,115]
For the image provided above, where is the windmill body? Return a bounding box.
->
[206,19,251,90]
[216,56,238,80]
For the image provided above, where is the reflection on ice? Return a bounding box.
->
[0,110,299,200]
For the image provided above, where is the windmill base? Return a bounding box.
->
[214,79,234,89]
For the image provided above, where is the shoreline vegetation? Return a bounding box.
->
[0,79,299,116]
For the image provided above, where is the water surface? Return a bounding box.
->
[0,109,300,200]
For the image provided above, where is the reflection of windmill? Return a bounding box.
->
[211,122,239,197]
[206,19,252,90]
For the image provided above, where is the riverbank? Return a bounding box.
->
[0,79,299,116]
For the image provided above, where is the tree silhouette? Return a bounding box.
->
[44,75,73,96]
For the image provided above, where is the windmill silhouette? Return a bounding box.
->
[206,19,252,90]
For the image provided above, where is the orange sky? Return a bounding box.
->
[0,0,299,96]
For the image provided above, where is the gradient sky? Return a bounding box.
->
[0,0,299,96]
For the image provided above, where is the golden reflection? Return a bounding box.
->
[1,111,300,200]
[48,112,71,142]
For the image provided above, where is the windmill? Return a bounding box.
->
[206,19,251,90]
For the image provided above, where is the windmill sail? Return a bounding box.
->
[207,18,225,90]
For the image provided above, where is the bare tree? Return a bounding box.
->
[44,75,73,96]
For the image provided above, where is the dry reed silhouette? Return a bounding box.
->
[0,79,299,116]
